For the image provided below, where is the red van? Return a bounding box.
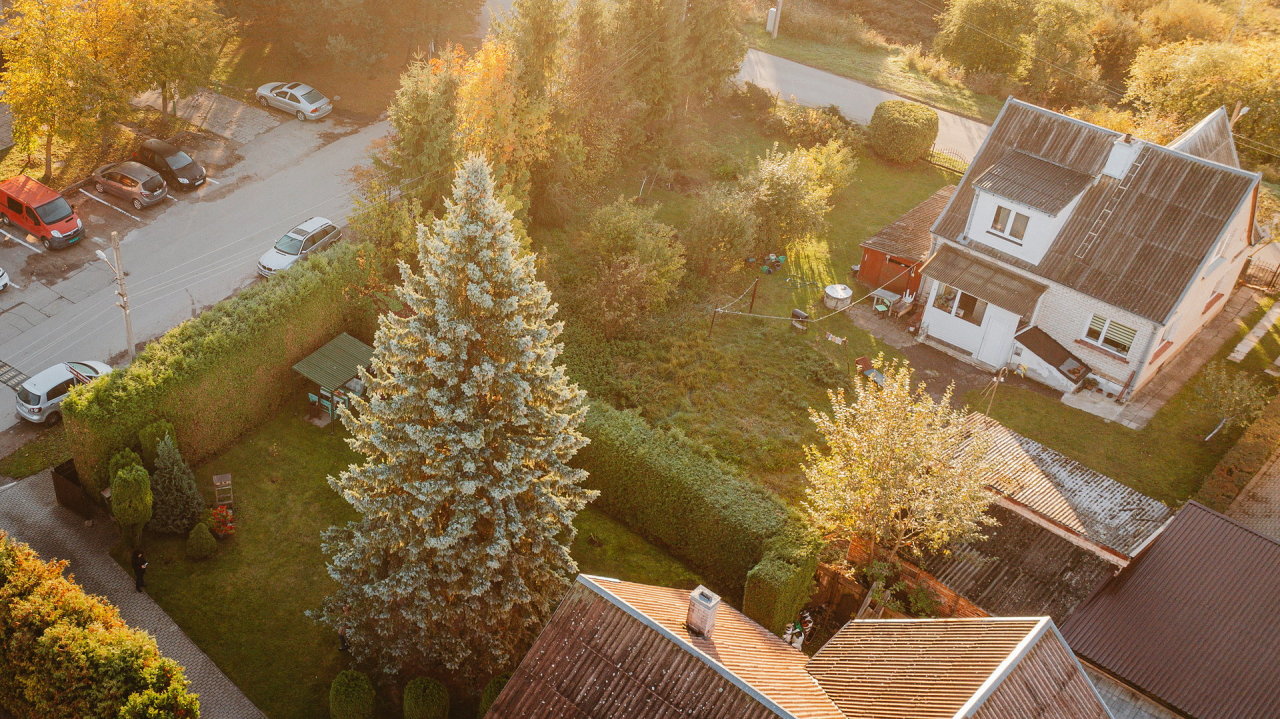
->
[0,176,83,250]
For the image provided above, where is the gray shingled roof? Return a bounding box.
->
[862,186,955,261]
[921,244,1047,317]
[973,150,1094,215]
[933,100,1259,323]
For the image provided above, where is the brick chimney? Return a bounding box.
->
[685,585,721,638]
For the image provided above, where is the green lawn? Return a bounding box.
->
[744,27,1004,123]
[127,395,700,719]
[971,297,1280,505]
[0,426,69,479]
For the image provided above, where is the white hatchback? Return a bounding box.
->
[256,217,342,277]
[15,361,111,424]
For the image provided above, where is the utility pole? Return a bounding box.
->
[96,232,135,361]
[771,0,783,38]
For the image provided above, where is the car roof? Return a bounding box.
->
[21,363,74,394]
[115,161,158,180]
[141,138,179,154]
[284,82,310,92]
[294,216,332,234]
[0,175,61,206]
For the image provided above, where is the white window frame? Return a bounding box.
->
[989,205,1030,244]
[931,283,987,326]
[1083,314,1137,356]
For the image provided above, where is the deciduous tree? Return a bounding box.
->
[1193,361,1271,441]
[739,140,856,248]
[582,198,685,335]
[1016,0,1103,106]
[317,157,593,683]
[933,0,1033,76]
[137,0,236,116]
[803,361,997,563]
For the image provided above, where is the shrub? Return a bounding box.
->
[1196,394,1280,511]
[684,185,759,277]
[330,669,375,719]
[403,676,449,719]
[868,100,938,164]
[767,101,865,149]
[137,419,175,470]
[740,141,857,247]
[110,465,152,547]
[730,81,775,118]
[577,402,818,631]
[186,522,217,560]
[776,0,889,48]
[147,435,204,535]
[108,448,143,483]
[477,673,510,717]
[0,533,199,717]
[581,199,685,337]
[63,242,372,495]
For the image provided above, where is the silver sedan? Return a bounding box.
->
[255,82,333,121]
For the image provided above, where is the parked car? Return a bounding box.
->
[255,82,333,121]
[15,361,111,424]
[256,217,342,277]
[0,175,83,250]
[130,138,206,190]
[0,266,10,292]
[92,161,168,210]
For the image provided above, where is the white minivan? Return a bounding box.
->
[15,361,111,424]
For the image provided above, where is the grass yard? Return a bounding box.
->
[743,27,1004,123]
[0,426,69,479]
[972,297,1280,505]
[125,395,701,719]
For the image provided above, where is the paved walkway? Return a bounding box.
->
[1227,299,1280,362]
[1228,449,1280,542]
[1063,289,1259,429]
[0,474,266,719]
[136,88,281,145]
[737,49,990,162]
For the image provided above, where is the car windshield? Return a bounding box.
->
[141,175,164,193]
[274,232,305,255]
[35,197,73,224]
[165,151,194,170]
[302,89,325,105]
[16,386,39,406]
[66,362,99,379]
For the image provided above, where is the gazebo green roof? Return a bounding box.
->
[292,333,373,392]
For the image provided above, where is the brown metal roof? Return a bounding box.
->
[862,186,955,261]
[973,150,1094,215]
[934,99,1259,323]
[968,414,1173,557]
[971,629,1112,719]
[922,244,1048,317]
[1060,502,1280,719]
[1169,108,1241,169]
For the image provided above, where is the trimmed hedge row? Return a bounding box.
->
[63,243,373,494]
[329,670,374,719]
[577,402,818,634]
[403,676,448,719]
[0,532,200,718]
[1196,393,1280,511]
[868,100,939,164]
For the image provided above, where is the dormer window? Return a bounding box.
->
[990,206,1029,244]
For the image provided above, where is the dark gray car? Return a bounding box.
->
[92,161,168,210]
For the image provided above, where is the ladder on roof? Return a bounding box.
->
[1074,148,1148,260]
[0,361,29,390]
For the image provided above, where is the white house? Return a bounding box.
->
[918,99,1261,398]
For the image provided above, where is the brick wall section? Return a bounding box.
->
[1029,283,1158,389]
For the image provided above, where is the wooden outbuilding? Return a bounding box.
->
[292,332,373,419]
[856,185,955,297]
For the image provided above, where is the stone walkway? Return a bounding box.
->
[136,88,281,145]
[1227,298,1280,362]
[0,474,266,719]
[1227,449,1280,542]
[1063,289,1259,429]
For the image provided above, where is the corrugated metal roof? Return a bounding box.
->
[934,99,1259,323]
[1169,108,1241,169]
[968,414,1173,556]
[971,629,1112,719]
[923,504,1116,622]
[806,618,1042,719]
[1061,503,1280,719]
[922,244,1048,317]
[973,150,1094,215]
[862,186,955,261]
[291,332,372,391]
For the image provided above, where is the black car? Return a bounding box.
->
[130,138,207,191]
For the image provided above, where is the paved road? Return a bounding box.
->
[738,49,989,161]
[0,110,388,435]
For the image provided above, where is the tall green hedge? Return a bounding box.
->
[329,669,374,719]
[63,243,372,495]
[868,100,939,164]
[1196,393,1280,511]
[576,402,818,633]
[0,532,200,718]
[403,676,448,719]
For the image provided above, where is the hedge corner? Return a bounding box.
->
[742,528,821,636]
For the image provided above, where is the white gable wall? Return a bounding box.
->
[966,189,1085,266]
[1030,283,1160,393]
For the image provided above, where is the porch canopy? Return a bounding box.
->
[293,332,374,392]
[923,244,1047,317]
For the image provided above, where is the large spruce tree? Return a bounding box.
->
[316,156,593,683]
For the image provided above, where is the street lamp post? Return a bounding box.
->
[96,231,135,361]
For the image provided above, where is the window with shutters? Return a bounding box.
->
[1084,314,1136,355]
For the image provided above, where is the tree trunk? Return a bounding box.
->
[161,81,169,115]
[43,132,52,181]
[1204,416,1230,442]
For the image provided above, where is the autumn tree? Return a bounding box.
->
[582,198,685,336]
[681,0,745,103]
[683,185,758,277]
[137,0,236,115]
[1016,0,1103,106]
[803,361,997,563]
[316,157,593,683]
[739,140,856,249]
[383,48,466,213]
[933,0,1033,76]
[1193,361,1271,441]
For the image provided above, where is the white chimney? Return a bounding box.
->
[1102,135,1142,179]
[685,585,721,638]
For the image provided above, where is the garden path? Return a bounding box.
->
[0,473,266,719]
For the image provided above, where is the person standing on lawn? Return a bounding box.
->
[131,549,148,592]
